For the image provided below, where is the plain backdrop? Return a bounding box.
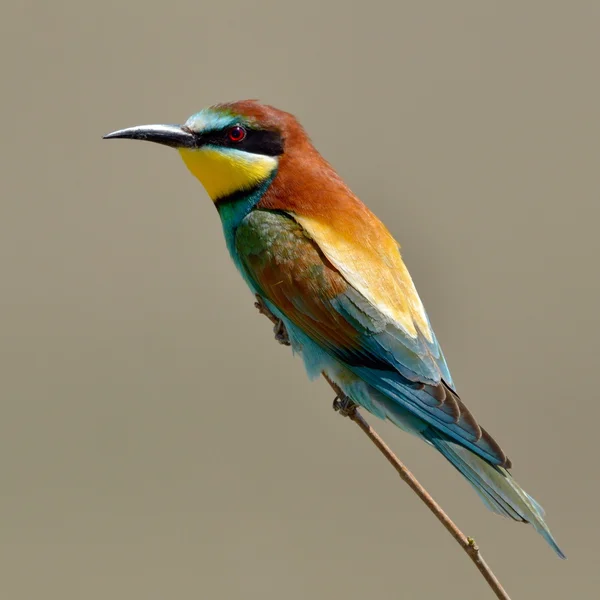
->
[1,2,598,598]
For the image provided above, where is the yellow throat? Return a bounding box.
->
[178,147,278,201]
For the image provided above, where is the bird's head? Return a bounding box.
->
[104,100,305,202]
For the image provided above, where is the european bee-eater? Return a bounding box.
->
[104,100,564,558]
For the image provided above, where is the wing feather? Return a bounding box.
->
[236,209,510,467]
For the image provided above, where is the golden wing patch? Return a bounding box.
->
[293,213,433,342]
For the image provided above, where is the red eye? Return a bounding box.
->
[228,126,246,142]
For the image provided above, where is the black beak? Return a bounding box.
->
[103,124,196,148]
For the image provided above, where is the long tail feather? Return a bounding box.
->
[422,430,566,559]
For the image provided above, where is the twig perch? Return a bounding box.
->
[326,376,511,600]
[254,295,511,600]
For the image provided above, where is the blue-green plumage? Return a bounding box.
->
[226,206,565,559]
[216,176,276,285]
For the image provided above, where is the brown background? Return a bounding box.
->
[1,2,598,598]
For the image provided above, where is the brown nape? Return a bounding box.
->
[212,99,309,139]
[241,107,374,221]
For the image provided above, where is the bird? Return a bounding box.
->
[104,100,564,558]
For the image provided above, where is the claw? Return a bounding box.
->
[255,295,290,346]
[333,395,357,418]
[254,295,270,318]
[273,319,290,346]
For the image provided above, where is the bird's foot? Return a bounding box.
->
[273,319,290,346]
[332,395,357,418]
[254,295,290,346]
[323,373,358,418]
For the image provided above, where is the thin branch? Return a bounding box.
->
[255,295,511,599]
[324,375,511,600]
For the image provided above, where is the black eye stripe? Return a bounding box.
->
[195,128,284,156]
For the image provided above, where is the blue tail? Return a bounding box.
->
[422,429,566,559]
